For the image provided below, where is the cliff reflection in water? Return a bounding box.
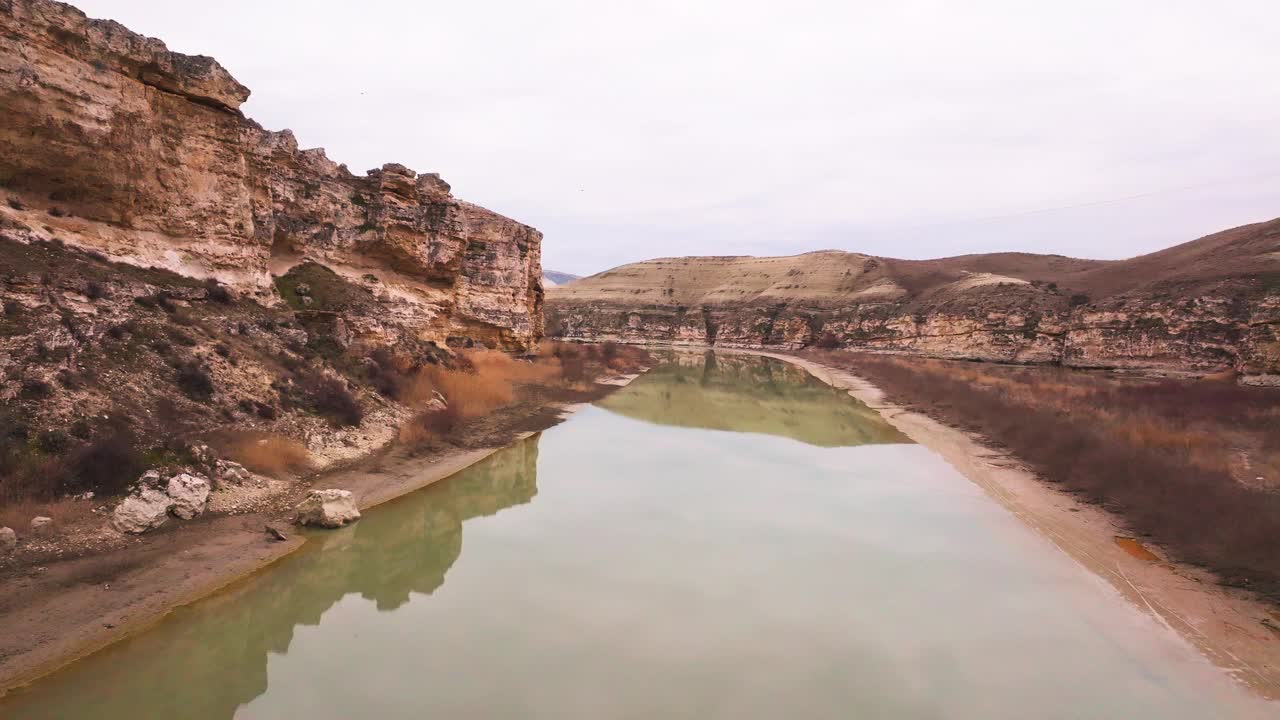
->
[2,435,542,720]
[596,351,910,447]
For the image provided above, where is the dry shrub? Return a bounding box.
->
[543,339,651,377]
[810,350,1280,599]
[0,497,97,535]
[225,433,312,476]
[0,428,145,504]
[63,432,147,496]
[409,349,562,418]
[175,360,214,400]
[464,348,561,385]
[365,346,417,399]
[542,341,588,383]
[398,403,462,446]
[298,372,363,426]
[388,343,649,449]
[425,365,514,417]
[398,371,443,406]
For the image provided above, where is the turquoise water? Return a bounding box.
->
[0,353,1269,718]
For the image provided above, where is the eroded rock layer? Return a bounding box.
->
[548,220,1280,383]
[0,0,542,350]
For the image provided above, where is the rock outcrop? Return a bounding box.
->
[215,460,252,486]
[166,473,210,520]
[547,219,1280,383]
[295,489,360,528]
[112,485,173,534]
[0,0,542,351]
[0,527,15,554]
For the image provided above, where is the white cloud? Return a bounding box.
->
[75,0,1280,273]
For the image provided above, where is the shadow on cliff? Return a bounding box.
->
[1,436,542,720]
[595,351,910,447]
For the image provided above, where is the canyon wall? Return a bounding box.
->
[0,0,542,350]
[548,223,1280,384]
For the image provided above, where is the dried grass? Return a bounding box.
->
[223,432,312,477]
[391,342,649,446]
[0,497,97,535]
[398,403,462,447]
[807,350,1280,599]
[404,349,564,418]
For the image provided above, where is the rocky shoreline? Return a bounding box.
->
[744,349,1280,700]
[0,370,645,696]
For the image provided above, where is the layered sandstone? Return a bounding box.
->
[548,220,1280,383]
[0,0,542,350]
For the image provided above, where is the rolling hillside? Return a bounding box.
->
[547,219,1280,381]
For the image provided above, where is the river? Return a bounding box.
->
[0,352,1270,718]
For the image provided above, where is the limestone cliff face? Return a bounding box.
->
[0,0,542,350]
[548,222,1280,384]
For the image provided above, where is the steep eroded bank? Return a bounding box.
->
[547,221,1280,382]
[1,0,543,351]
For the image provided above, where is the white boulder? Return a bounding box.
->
[0,527,15,554]
[295,489,360,528]
[30,516,53,531]
[216,460,252,485]
[166,473,211,520]
[112,486,173,534]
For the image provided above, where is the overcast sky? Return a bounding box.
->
[75,0,1280,275]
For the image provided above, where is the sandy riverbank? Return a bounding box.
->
[748,350,1279,700]
[0,372,645,696]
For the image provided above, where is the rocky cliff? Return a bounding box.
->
[547,220,1280,384]
[0,0,550,502]
[0,0,542,351]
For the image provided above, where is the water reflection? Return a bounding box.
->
[0,436,541,719]
[2,356,1271,719]
[597,351,909,447]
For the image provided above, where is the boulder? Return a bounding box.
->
[295,489,360,528]
[137,469,164,488]
[424,390,448,412]
[0,527,15,554]
[112,486,173,533]
[189,444,218,477]
[166,473,211,520]
[216,460,252,485]
[30,516,53,531]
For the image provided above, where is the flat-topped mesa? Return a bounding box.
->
[0,0,543,350]
[547,224,1280,383]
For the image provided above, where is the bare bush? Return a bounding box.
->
[175,360,214,400]
[398,403,462,446]
[1,429,146,503]
[298,372,363,426]
[425,365,514,418]
[809,351,1280,599]
[223,432,312,476]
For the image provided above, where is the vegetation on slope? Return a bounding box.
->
[805,350,1280,601]
[0,237,636,516]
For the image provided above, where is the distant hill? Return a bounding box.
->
[543,270,580,287]
[546,219,1280,381]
